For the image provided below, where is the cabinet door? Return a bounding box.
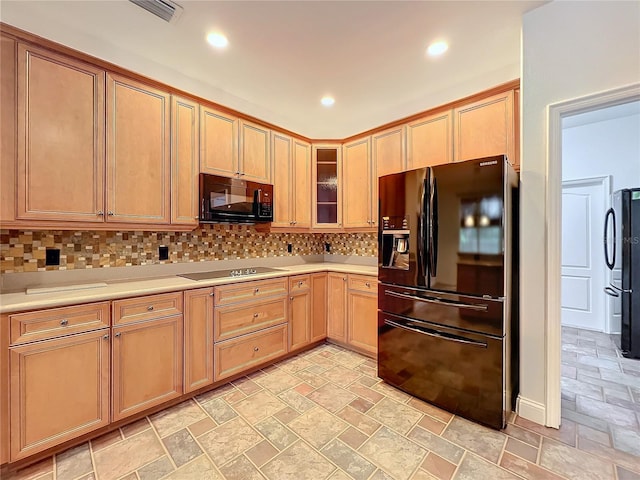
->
[374,126,405,177]
[106,73,170,224]
[347,289,378,356]
[292,139,312,227]
[313,145,342,227]
[184,288,214,394]
[9,329,110,461]
[112,316,183,421]
[239,120,270,182]
[200,106,238,177]
[342,137,372,228]
[453,90,514,163]
[271,131,292,227]
[310,273,327,342]
[289,290,311,351]
[171,96,199,226]
[327,273,347,342]
[1,35,16,223]
[406,110,453,169]
[17,44,105,222]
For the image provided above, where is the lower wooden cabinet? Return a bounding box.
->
[112,315,183,422]
[9,329,110,461]
[327,273,348,342]
[214,324,288,381]
[310,273,328,342]
[347,277,378,356]
[184,288,214,394]
[289,277,312,351]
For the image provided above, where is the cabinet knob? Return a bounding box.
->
[343,277,347,281]
[253,346,259,352]
[115,332,121,337]
[147,306,154,311]
[253,313,259,318]
[97,211,104,216]
[209,293,214,297]
[293,221,297,225]
[298,281,303,287]
[103,334,109,340]
[290,296,294,301]
[240,172,246,176]
[255,288,260,294]
[107,211,114,216]
[60,319,68,326]
[365,282,371,288]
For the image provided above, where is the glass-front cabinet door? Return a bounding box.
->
[312,144,342,227]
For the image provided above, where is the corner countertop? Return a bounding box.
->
[0,263,378,314]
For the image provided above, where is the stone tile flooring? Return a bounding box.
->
[6,341,640,480]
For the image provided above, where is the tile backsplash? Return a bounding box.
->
[0,227,377,274]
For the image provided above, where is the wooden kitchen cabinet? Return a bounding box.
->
[342,137,376,229]
[347,275,378,356]
[16,43,106,223]
[406,110,453,169]
[239,119,271,182]
[271,132,311,228]
[106,73,171,224]
[327,273,348,342]
[184,288,214,394]
[310,273,327,342]
[111,293,183,421]
[374,125,405,177]
[9,329,110,461]
[453,90,515,164]
[312,144,342,227]
[289,275,312,351]
[171,96,199,226]
[200,106,239,178]
[1,34,16,224]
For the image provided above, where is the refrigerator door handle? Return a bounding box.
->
[604,286,620,297]
[384,289,489,311]
[430,178,439,276]
[608,283,632,294]
[419,178,429,277]
[384,319,488,347]
[604,208,616,270]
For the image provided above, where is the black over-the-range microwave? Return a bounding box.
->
[199,174,273,224]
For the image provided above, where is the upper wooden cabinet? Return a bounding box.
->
[342,137,375,229]
[453,90,515,164]
[406,110,453,169]
[271,133,311,228]
[171,96,199,226]
[239,120,270,183]
[200,106,239,178]
[312,144,342,228]
[1,34,16,224]
[374,126,405,177]
[106,73,171,224]
[16,43,106,223]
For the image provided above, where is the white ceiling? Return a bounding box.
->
[1,0,545,139]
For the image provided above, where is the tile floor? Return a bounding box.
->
[6,341,640,480]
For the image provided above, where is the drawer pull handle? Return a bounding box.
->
[103,334,109,340]
[253,313,259,318]
[60,319,68,326]
[147,306,154,311]
[253,346,259,352]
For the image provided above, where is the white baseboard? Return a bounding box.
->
[516,395,547,426]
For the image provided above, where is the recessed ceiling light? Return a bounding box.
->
[321,96,335,107]
[207,32,228,49]
[427,40,448,57]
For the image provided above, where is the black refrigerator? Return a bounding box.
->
[377,155,519,430]
[604,188,640,359]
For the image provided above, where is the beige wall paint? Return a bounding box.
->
[520,1,640,423]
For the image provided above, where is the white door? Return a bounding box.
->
[561,178,609,331]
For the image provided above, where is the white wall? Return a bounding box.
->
[562,111,640,192]
[520,1,640,424]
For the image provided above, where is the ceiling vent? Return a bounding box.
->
[129,0,184,24]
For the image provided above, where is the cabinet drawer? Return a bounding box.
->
[289,275,311,292]
[112,292,183,326]
[214,278,287,306]
[215,296,287,342]
[214,324,287,381]
[10,302,110,345]
[348,275,377,293]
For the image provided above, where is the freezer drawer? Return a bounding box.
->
[378,311,505,429]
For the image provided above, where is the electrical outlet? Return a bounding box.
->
[325,242,331,253]
[159,246,169,260]
[287,243,293,253]
[45,248,61,266]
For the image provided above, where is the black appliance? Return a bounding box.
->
[199,174,273,223]
[378,155,519,430]
[604,188,640,359]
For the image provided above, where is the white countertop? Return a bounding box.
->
[0,263,377,314]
